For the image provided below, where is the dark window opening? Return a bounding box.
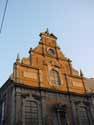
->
[55,104,67,125]
[1,101,5,125]
[59,111,67,125]
[23,100,39,125]
[48,48,55,56]
[77,107,90,125]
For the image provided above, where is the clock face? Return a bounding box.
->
[48,48,55,56]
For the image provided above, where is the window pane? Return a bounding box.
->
[50,70,61,85]
[23,100,39,125]
[78,107,89,125]
[1,101,5,125]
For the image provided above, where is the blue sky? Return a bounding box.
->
[0,0,94,86]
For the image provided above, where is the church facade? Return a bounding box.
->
[0,30,94,125]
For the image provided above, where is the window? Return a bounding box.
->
[1,101,5,125]
[77,107,90,125]
[48,48,55,56]
[55,105,67,125]
[23,100,39,125]
[50,69,61,85]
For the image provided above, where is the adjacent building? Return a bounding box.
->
[0,30,94,125]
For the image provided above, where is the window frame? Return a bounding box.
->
[77,106,90,125]
[50,69,61,85]
[1,101,5,125]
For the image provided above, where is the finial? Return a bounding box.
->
[17,53,20,60]
[29,48,32,54]
[80,69,83,77]
[45,28,49,35]
[16,53,20,63]
[68,58,72,62]
[46,28,49,32]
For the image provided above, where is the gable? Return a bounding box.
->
[10,30,93,95]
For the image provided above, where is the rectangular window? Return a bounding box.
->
[1,101,5,125]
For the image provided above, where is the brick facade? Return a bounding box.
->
[0,30,94,125]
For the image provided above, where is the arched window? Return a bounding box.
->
[50,69,61,85]
[23,100,40,125]
[77,106,90,125]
